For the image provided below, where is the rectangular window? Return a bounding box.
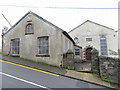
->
[11,39,20,55]
[38,36,49,55]
[75,49,80,55]
[100,35,108,55]
[86,38,92,41]
[27,24,33,32]
[65,39,68,53]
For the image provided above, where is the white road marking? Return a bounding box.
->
[0,72,48,89]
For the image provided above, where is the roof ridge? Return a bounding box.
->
[68,20,115,33]
[86,20,114,30]
[3,11,30,35]
[31,11,64,32]
[68,20,88,33]
[3,10,75,44]
[4,10,64,36]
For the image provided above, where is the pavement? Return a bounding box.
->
[1,54,119,89]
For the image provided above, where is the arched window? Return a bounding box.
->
[25,23,33,34]
[74,37,79,44]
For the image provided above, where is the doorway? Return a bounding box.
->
[85,48,92,61]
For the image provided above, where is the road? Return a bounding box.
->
[0,58,113,89]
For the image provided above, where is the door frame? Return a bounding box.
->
[85,47,92,61]
[83,46,93,62]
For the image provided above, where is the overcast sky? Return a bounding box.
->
[0,0,119,48]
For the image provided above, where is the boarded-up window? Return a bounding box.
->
[26,23,33,34]
[38,36,49,55]
[11,39,20,55]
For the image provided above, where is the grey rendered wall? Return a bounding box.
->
[3,13,63,66]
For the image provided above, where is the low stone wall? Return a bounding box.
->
[63,48,120,84]
[74,62,91,71]
[91,48,120,85]
[99,56,120,84]
[63,48,92,71]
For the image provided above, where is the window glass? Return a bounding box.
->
[75,49,80,55]
[38,37,49,55]
[11,39,20,55]
[26,24,33,33]
[100,35,108,55]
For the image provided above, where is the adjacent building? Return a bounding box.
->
[3,11,75,67]
[118,29,120,58]
[69,20,118,61]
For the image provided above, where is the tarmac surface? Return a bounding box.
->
[0,54,116,89]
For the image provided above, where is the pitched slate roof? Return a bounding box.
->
[68,20,114,33]
[4,10,75,44]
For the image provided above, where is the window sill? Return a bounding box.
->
[25,32,34,35]
[36,54,50,57]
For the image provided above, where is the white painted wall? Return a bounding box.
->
[69,20,118,56]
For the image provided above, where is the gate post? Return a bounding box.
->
[63,49,75,70]
[91,48,99,73]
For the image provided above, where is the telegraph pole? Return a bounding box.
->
[2,14,12,27]
[1,14,12,56]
